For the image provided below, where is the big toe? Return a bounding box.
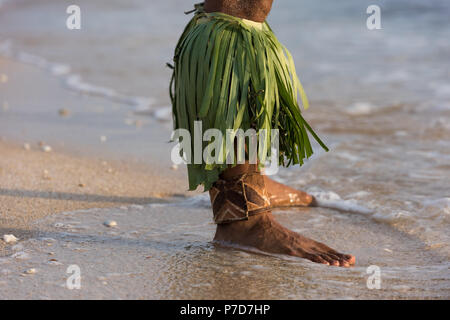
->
[345,254,356,265]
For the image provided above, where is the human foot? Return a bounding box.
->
[214,212,355,267]
[264,177,317,208]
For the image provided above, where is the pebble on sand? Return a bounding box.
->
[41,145,52,153]
[23,143,31,150]
[2,234,19,243]
[43,170,51,180]
[100,135,107,143]
[171,164,179,170]
[48,259,62,266]
[24,268,36,275]
[103,220,117,228]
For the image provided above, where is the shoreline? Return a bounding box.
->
[0,57,195,256]
[0,5,449,298]
[0,55,195,257]
[0,139,190,257]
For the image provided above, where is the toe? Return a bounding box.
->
[330,251,356,266]
[344,254,356,265]
[320,254,340,266]
[340,260,351,268]
[307,254,330,265]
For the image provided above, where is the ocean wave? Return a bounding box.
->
[307,188,374,215]
[343,102,379,116]
[0,38,156,114]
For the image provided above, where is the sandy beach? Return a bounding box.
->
[0,54,191,259]
[0,139,189,257]
[1,0,449,300]
[0,57,448,298]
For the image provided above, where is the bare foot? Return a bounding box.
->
[215,212,355,267]
[264,177,317,208]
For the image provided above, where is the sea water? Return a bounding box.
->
[0,0,449,299]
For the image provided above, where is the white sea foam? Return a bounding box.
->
[0,39,157,115]
[308,188,374,215]
[178,194,211,208]
[431,83,450,98]
[153,186,375,216]
[365,70,410,84]
[336,152,361,162]
[152,106,172,122]
[422,198,450,215]
[344,102,378,116]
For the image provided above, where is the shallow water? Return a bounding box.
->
[0,0,449,298]
[0,199,448,299]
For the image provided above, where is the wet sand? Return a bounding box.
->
[0,140,188,257]
[1,134,448,299]
[1,197,448,299]
[0,54,191,257]
[1,24,449,299]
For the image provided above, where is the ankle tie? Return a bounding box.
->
[209,168,271,224]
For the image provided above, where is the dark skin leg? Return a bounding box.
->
[204,0,315,208]
[205,1,355,267]
[204,0,274,23]
[215,211,355,267]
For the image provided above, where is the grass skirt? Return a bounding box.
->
[170,4,328,191]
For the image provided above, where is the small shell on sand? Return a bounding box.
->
[23,143,31,150]
[43,170,51,180]
[100,135,107,142]
[171,164,178,170]
[2,234,19,243]
[48,259,62,266]
[103,220,117,228]
[12,251,30,260]
[41,145,52,153]
[24,268,36,275]
[58,108,70,117]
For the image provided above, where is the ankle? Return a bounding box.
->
[215,211,272,237]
